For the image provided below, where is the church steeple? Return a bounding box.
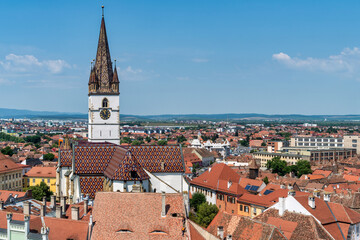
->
[89,6,119,95]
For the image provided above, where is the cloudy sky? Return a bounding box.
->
[1,0,360,115]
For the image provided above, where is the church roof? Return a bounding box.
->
[104,151,149,181]
[128,145,185,173]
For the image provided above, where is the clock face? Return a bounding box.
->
[100,109,111,120]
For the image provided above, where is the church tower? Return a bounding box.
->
[88,7,120,145]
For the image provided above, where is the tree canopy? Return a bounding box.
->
[266,156,312,177]
[157,140,168,146]
[1,146,14,156]
[190,192,206,212]
[26,182,53,201]
[195,202,219,227]
[43,153,55,161]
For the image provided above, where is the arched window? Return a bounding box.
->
[102,98,109,108]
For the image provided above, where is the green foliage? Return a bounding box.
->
[263,176,269,185]
[293,160,312,177]
[120,137,132,144]
[261,142,266,146]
[0,132,24,143]
[327,127,337,134]
[266,156,290,176]
[145,136,151,143]
[211,134,219,142]
[131,140,142,146]
[278,132,292,140]
[195,202,219,227]
[1,146,14,156]
[239,135,250,147]
[190,192,206,212]
[157,140,167,146]
[51,143,59,149]
[27,182,53,201]
[267,157,311,178]
[176,135,187,143]
[43,153,55,161]
[24,135,41,144]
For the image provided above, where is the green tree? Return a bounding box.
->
[266,156,290,176]
[158,140,167,146]
[263,176,269,185]
[120,137,132,144]
[24,135,41,144]
[176,135,187,143]
[131,140,142,146]
[43,153,55,161]
[1,146,14,156]
[27,182,53,201]
[145,136,151,143]
[293,160,312,177]
[196,202,219,227]
[190,192,206,212]
[211,134,219,142]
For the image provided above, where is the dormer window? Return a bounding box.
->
[116,229,133,233]
[150,230,167,234]
[102,98,109,108]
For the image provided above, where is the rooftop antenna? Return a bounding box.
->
[102,5,104,17]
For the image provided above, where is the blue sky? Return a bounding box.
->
[1,0,360,115]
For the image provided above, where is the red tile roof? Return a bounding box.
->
[92,192,188,240]
[25,166,56,178]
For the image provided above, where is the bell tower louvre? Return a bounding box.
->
[88,6,120,145]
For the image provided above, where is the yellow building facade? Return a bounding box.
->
[23,166,56,193]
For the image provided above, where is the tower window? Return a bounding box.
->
[102,98,109,108]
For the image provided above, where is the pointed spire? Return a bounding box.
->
[112,59,119,83]
[93,6,113,91]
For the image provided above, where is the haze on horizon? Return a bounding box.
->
[1,0,360,115]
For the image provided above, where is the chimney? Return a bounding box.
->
[313,190,320,198]
[0,200,4,210]
[217,226,224,239]
[56,206,62,218]
[288,190,296,197]
[60,196,67,214]
[324,192,331,202]
[278,197,285,216]
[84,199,88,215]
[227,235,232,240]
[40,204,46,217]
[208,167,212,172]
[23,201,31,215]
[27,189,32,198]
[161,192,166,217]
[308,195,316,209]
[24,214,30,237]
[50,195,56,210]
[71,206,79,220]
[41,226,49,240]
[6,213,12,237]
[42,196,46,206]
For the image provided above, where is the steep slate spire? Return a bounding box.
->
[89,6,119,95]
[112,60,119,83]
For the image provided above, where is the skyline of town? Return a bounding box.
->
[2,1,360,115]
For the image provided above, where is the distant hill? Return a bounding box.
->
[1,108,360,121]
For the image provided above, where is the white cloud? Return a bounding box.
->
[192,58,209,63]
[272,48,360,74]
[0,78,13,85]
[0,54,71,74]
[118,66,148,81]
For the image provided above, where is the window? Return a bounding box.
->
[244,206,249,213]
[353,139,358,143]
[353,144,357,148]
[240,205,243,211]
[253,207,257,215]
[102,98,109,108]
[32,179,35,183]
[42,179,44,182]
[47,179,50,184]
